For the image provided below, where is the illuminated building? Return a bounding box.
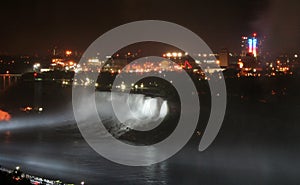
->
[219,49,229,67]
[241,33,261,57]
[248,33,257,57]
[241,36,248,56]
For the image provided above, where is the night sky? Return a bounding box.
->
[1,0,300,56]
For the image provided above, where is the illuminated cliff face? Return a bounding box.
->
[0,110,11,121]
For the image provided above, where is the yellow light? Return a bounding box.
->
[238,62,243,69]
[65,50,72,56]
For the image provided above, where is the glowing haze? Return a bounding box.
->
[0,109,11,121]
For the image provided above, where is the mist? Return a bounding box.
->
[0,92,168,138]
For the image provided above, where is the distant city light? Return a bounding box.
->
[65,50,72,56]
[253,38,257,57]
[33,63,40,68]
[164,52,184,58]
[248,38,253,53]
[238,61,244,69]
[120,82,126,90]
[247,33,258,57]
[88,58,100,63]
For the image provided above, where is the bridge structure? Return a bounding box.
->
[0,74,22,91]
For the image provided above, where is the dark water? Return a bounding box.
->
[1,119,299,185]
[0,79,300,185]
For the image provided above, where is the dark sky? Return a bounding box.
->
[0,0,299,56]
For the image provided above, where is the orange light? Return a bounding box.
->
[238,62,244,69]
[25,106,33,111]
[65,50,72,56]
[0,109,11,121]
[166,53,172,57]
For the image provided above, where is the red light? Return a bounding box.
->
[34,72,38,77]
[253,33,257,37]
[182,60,192,69]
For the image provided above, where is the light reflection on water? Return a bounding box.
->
[4,131,11,144]
[0,87,299,184]
[0,126,172,184]
[0,91,173,184]
[0,121,299,185]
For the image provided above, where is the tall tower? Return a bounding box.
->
[219,48,229,67]
[248,33,258,57]
[241,36,248,56]
[241,33,259,57]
